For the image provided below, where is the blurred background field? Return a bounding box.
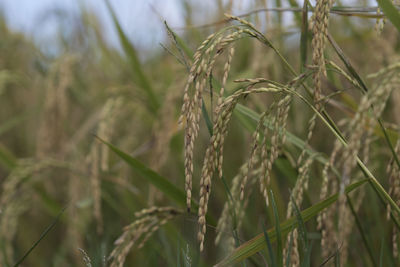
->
[1,0,400,266]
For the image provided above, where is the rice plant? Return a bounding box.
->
[1,0,400,266]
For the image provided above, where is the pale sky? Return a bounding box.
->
[0,0,371,54]
[0,0,275,53]
[0,0,189,52]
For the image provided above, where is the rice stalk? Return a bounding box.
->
[314,62,400,260]
[88,97,123,234]
[215,161,261,252]
[148,85,183,204]
[108,206,182,267]
[67,156,91,264]
[197,85,284,251]
[36,55,77,159]
[0,159,66,264]
[297,0,335,167]
[387,138,400,259]
[79,248,93,267]
[283,155,314,266]
[180,21,272,212]
[340,63,400,194]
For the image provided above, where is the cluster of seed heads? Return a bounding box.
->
[0,159,65,263]
[387,139,400,259]
[180,12,277,214]
[36,56,77,158]
[341,63,400,192]
[296,0,335,170]
[283,156,314,266]
[178,13,290,251]
[216,158,263,252]
[316,62,400,260]
[108,207,182,267]
[88,97,123,234]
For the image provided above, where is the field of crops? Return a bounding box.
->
[1,1,400,266]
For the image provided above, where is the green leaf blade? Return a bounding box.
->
[214,179,368,267]
[96,136,185,205]
[377,0,400,33]
[104,0,159,112]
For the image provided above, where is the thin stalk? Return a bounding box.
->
[346,195,377,267]
[327,33,400,171]
[282,87,400,220]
